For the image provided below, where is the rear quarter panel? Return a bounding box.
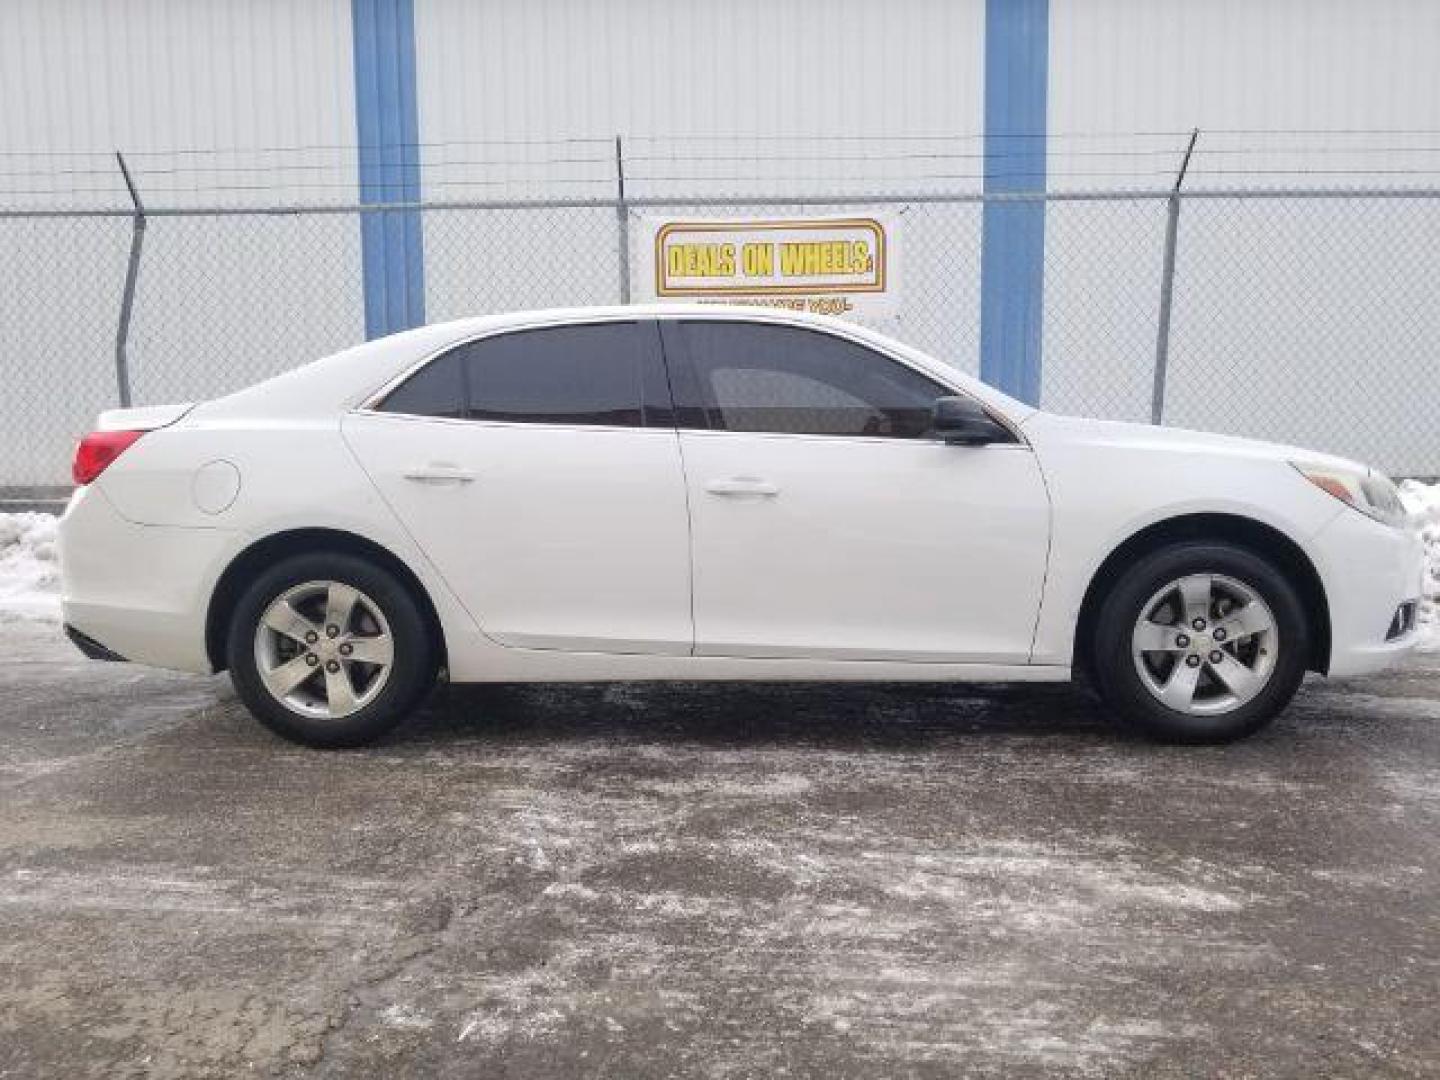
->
[95,414,487,671]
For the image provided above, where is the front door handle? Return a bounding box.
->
[403,463,476,484]
[705,477,779,498]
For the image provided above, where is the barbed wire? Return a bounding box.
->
[13,132,1440,207]
[17,149,1440,185]
[12,128,1440,159]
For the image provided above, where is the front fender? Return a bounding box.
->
[1027,438,1343,666]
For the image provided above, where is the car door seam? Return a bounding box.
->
[336,416,507,647]
[672,430,700,658]
[1025,447,1059,664]
[653,318,700,658]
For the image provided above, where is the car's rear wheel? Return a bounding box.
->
[226,552,436,748]
[1090,542,1310,743]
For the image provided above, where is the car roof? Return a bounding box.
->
[418,302,892,341]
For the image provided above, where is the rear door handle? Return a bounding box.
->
[403,463,476,484]
[705,477,779,498]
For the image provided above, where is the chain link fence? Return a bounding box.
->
[2,186,1438,491]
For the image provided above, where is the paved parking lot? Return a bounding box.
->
[1,622,1437,1078]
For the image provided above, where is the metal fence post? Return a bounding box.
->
[114,151,146,408]
[614,135,631,304]
[1150,128,1199,425]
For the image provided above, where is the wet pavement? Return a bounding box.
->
[1,623,1437,1078]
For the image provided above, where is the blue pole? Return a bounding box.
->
[979,0,1048,405]
[352,0,425,339]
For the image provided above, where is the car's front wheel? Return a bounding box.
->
[1089,542,1310,743]
[226,552,436,748]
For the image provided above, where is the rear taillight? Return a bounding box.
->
[72,430,145,485]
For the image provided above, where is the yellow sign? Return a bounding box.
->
[638,215,896,317]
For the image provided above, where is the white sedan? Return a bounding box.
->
[58,305,1424,747]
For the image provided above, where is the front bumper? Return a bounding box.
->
[64,622,128,662]
[1310,506,1427,678]
[59,485,238,674]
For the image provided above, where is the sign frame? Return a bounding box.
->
[650,217,889,300]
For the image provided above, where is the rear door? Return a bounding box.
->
[343,319,693,655]
[661,318,1050,663]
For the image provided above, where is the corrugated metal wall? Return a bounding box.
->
[415,0,985,190]
[9,0,1434,198]
[0,0,365,487]
[1043,0,1440,468]
[3,0,1440,484]
[0,0,359,208]
[410,0,990,373]
[1051,0,1440,158]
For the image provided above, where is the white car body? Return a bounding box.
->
[59,305,1424,700]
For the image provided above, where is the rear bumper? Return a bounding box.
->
[58,485,238,674]
[1311,508,1427,678]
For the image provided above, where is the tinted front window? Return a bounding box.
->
[380,321,660,427]
[671,321,947,438]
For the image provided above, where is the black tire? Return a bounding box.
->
[226,551,436,748]
[1089,542,1310,744]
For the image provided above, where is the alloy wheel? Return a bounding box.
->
[253,580,395,719]
[1130,573,1279,716]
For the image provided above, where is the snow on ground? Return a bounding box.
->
[1399,480,1440,650]
[0,513,61,623]
[0,484,1437,641]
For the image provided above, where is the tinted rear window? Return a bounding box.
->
[379,321,664,427]
[378,350,465,419]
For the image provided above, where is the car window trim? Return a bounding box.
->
[655,319,710,431]
[349,411,681,438]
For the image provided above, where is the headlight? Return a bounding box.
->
[1292,462,1408,527]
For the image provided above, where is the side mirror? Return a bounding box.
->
[931,396,1011,446]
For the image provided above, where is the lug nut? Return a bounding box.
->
[1209,650,1224,664]
[1175,634,1190,648]
[326,625,340,639]
[339,643,353,657]
[1186,655,1202,668]
[325,660,340,673]
[1213,628,1227,642]
[305,653,319,667]
[305,631,318,644]
[1192,618,1207,631]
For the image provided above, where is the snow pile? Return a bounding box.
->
[1399,480,1440,650]
[0,512,61,623]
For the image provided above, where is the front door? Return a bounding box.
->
[661,319,1050,663]
[344,319,693,655]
